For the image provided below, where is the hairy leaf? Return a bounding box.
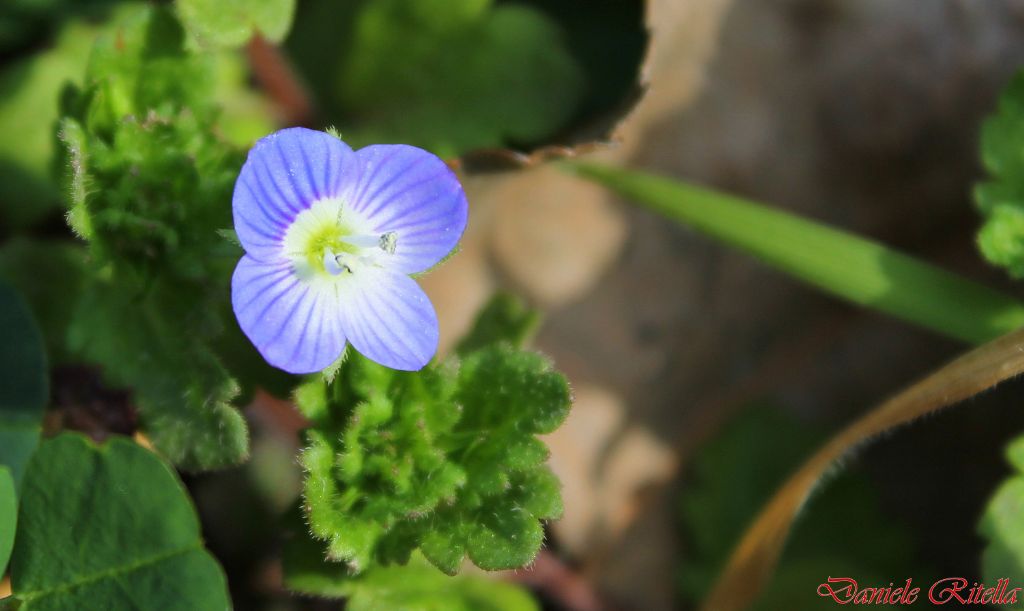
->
[6,433,229,610]
[55,5,261,469]
[67,279,248,470]
[283,521,538,611]
[296,301,570,575]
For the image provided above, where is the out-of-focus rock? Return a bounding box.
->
[490,165,627,308]
[544,384,674,558]
[544,384,625,554]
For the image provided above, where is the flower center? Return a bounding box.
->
[282,198,397,281]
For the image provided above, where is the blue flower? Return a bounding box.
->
[231,128,468,374]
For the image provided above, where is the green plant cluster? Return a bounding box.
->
[52,5,252,471]
[0,0,584,607]
[294,295,570,576]
[976,71,1024,278]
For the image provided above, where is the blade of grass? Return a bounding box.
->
[562,162,1024,344]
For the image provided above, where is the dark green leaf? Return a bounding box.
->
[290,0,584,158]
[0,281,47,488]
[6,433,229,610]
[0,467,15,576]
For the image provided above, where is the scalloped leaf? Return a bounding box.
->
[178,0,296,49]
[296,300,570,575]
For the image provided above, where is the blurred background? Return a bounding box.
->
[6,0,1024,609]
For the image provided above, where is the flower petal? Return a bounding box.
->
[336,267,439,371]
[233,127,356,262]
[231,255,346,374]
[349,144,468,274]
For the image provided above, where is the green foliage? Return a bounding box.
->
[455,292,540,356]
[0,467,15,576]
[976,71,1024,278]
[54,5,259,470]
[5,433,230,610]
[295,297,569,576]
[0,0,114,56]
[284,516,539,610]
[679,407,922,609]
[0,20,96,232]
[979,435,1024,584]
[289,0,584,158]
[178,0,296,49]
[567,161,1024,345]
[0,239,87,363]
[0,282,48,490]
[344,561,538,611]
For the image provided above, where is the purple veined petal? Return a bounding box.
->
[233,127,357,262]
[232,255,347,374]
[348,144,468,275]
[335,267,440,371]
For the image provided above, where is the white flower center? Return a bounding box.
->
[281,197,397,281]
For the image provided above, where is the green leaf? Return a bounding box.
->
[0,281,47,489]
[980,435,1024,584]
[178,0,296,48]
[566,162,1024,345]
[283,515,538,611]
[0,467,15,576]
[455,292,540,356]
[6,433,230,610]
[346,557,538,611]
[975,70,1024,278]
[297,339,570,575]
[291,0,584,158]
